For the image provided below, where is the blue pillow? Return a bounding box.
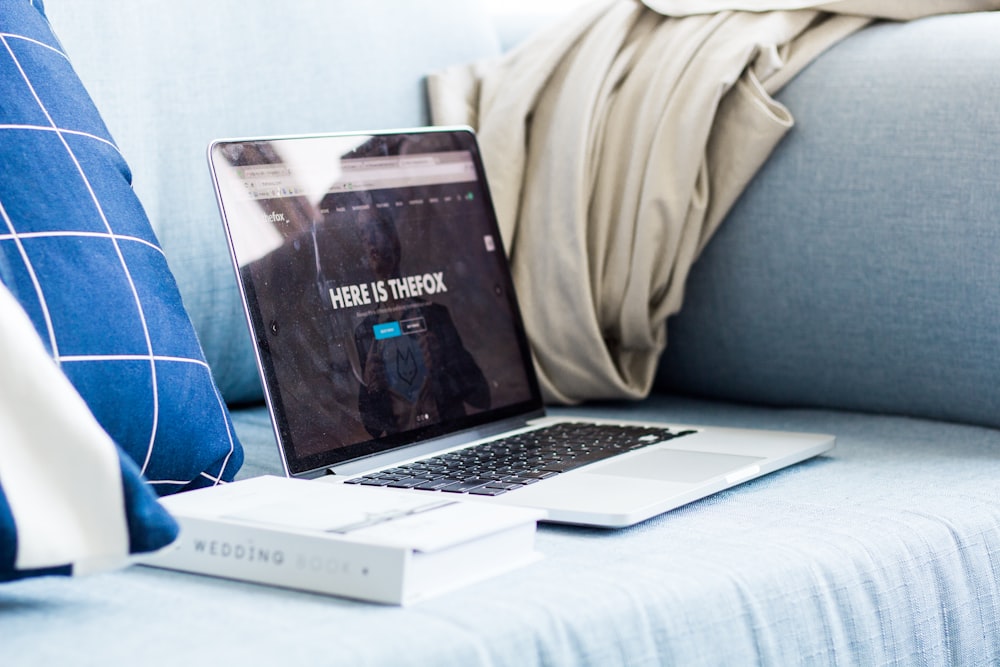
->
[0,281,178,581]
[0,1,242,494]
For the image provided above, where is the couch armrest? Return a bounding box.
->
[656,12,1000,428]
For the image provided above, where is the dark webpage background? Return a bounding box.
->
[244,180,535,471]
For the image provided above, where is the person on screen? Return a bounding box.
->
[349,204,491,439]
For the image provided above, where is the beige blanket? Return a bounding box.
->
[428,0,1000,404]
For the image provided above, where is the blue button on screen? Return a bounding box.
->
[373,321,402,340]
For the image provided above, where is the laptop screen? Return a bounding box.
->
[210,129,542,475]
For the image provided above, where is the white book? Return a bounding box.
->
[138,475,544,605]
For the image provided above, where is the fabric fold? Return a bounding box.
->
[429,0,999,403]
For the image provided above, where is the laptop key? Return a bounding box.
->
[485,482,522,491]
[358,478,391,486]
[412,480,450,491]
[468,486,508,496]
[386,477,430,488]
[438,479,492,493]
[502,476,541,485]
[519,470,558,480]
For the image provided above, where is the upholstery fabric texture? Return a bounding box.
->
[656,12,1000,429]
[5,396,999,664]
[0,0,242,494]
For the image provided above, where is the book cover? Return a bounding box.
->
[138,475,544,605]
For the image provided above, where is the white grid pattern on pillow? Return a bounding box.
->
[0,26,238,490]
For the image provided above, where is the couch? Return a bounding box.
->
[2,0,999,664]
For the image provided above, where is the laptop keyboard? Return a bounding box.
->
[343,422,695,496]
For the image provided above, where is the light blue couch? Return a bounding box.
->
[4,1,999,664]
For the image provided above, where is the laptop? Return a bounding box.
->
[208,127,834,528]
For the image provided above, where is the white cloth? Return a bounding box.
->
[644,0,1000,19]
[428,0,1000,403]
[0,282,130,574]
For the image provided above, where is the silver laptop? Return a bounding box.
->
[208,127,834,528]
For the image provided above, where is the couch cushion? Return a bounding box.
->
[0,281,177,582]
[6,395,1000,664]
[45,0,505,405]
[0,0,242,493]
[657,12,1000,428]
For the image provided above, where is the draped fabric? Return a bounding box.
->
[428,0,1000,403]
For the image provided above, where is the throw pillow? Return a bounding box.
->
[0,1,243,494]
[0,281,178,581]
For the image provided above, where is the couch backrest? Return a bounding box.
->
[46,0,502,404]
[656,13,1000,429]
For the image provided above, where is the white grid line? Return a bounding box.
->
[0,31,66,59]
[0,230,165,255]
[0,34,62,359]
[198,470,224,486]
[206,384,237,488]
[4,33,161,476]
[0,124,123,157]
[57,354,212,368]
[147,479,192,488]
[149,477,230,488]
[0,195,60,356]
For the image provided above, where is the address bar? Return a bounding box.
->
[333,160,474,185]
[241,156,476,201]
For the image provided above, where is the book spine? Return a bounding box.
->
[139,516,410,604]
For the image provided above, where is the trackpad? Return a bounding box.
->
[590,449,763,484]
